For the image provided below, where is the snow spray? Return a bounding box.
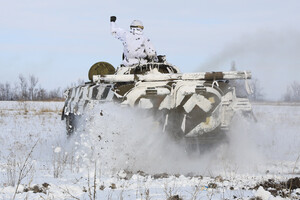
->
[68,103,300,176]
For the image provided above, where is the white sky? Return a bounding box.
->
[1,0,300,100]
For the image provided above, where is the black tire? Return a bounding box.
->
[65,113,75,136]
[184,130,228,154]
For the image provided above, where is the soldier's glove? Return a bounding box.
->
[110,16,116,22]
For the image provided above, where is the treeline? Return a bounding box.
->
[230,63,300,102]
[237,79,300,102]
[1,73,299,102]
[0,74,64,101]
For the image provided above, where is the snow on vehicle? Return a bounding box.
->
[61,56,252,144]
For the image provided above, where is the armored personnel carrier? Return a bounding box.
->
[62,56,252,144]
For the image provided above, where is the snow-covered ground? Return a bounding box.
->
[0,101,299,200]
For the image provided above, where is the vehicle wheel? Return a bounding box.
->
[66,113,75,136]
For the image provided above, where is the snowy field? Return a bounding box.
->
[0,101,299,200]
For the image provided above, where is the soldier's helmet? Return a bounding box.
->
[130,20,144,35]
[130,20,144,29]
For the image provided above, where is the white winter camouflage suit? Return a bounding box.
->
[110,22,157,66]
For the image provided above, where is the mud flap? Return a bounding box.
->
[61,106,65,120]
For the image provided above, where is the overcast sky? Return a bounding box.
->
[1,0,300,100]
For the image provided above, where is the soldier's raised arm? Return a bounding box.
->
[110,16,127,41]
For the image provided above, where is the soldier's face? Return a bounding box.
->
[130,27,143,35]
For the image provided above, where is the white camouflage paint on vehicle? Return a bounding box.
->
[62,58,253,141]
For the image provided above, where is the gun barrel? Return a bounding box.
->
[93,71,251,83]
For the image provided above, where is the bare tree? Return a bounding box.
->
[249,78,264,101]
[36,86,47,100]
[48,88,61,100]
[230,61,237,71]
[12,82,20,100]
[28,75,38,100]
[283,81,300,102]
[0,83,4,100]
[5,82,12,100]
[18,74,28,100]
[290,81,300,101]
[0,82,12,100]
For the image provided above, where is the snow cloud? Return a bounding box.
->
[199,30,300,99]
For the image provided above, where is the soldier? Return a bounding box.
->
[110,16,157,66]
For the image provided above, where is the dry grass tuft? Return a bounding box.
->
[0,110,6,117]
[35,108,60,115]
[40,108,54,113]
